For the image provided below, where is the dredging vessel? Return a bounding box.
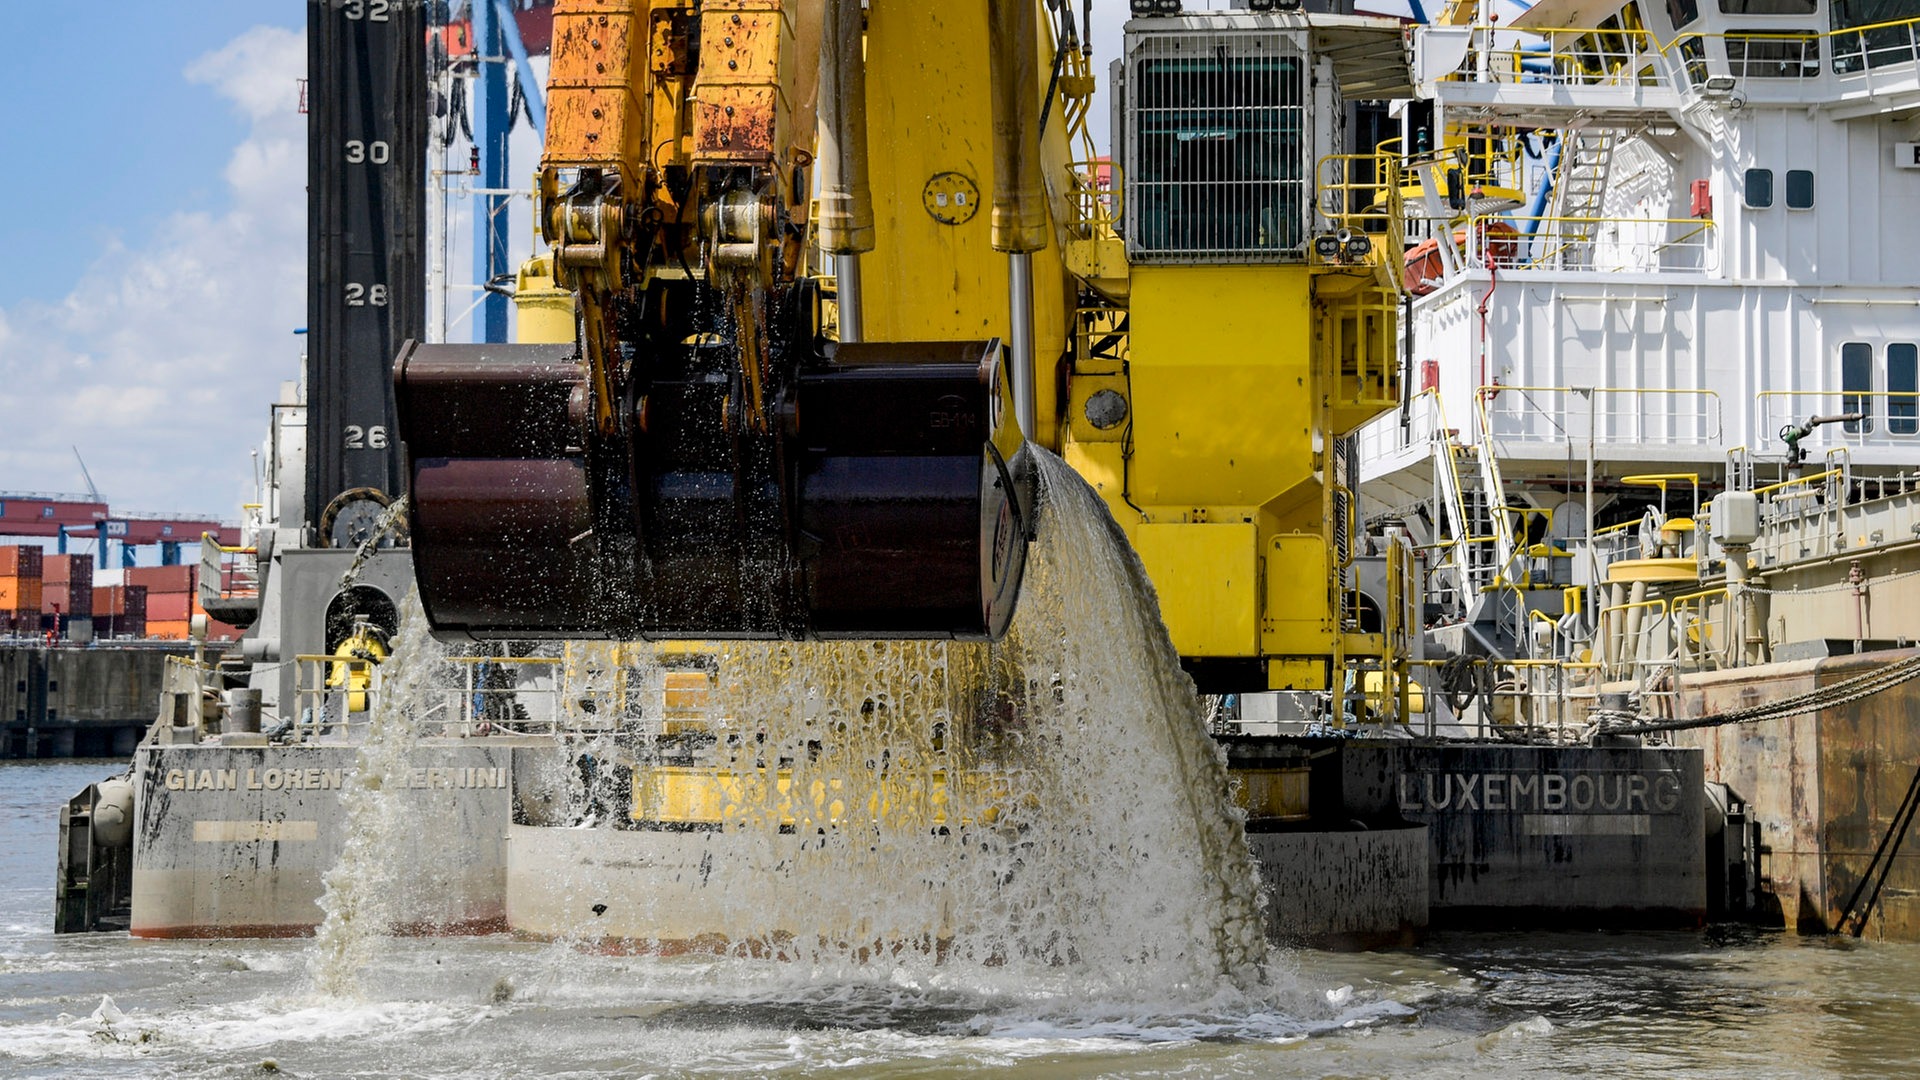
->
[51,0,1920,948]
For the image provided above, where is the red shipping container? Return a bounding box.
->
[92,584,149,617]
[0,546,43,578]
[41,583,93,618]
[146,592,193,622]
[125,565,196,593]
[42,554,93,588]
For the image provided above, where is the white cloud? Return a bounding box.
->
[0,25,306,518]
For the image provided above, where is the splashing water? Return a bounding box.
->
[557,449,1269,994]
[996,449,1268,985]
[305,589,448,998]
[304,450,1268,1002]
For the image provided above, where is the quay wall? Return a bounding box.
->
[1,644,187,759]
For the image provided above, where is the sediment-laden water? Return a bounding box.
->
[8,454,1920,1075]
[9,760,1920,1078]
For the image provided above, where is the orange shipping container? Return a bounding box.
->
[146,592,192,622]
[41,583,93,617]
[0,576,44,610]
[125,565,195,593]
[147,619,192,641]
[0,546,43,577]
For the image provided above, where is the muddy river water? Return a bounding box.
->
[8,760,1920,1078]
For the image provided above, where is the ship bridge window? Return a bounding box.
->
[1744,168,1774,208]
[1125,32,1308,262]
[1719,0,1817,13]
[1678,36,1710,83]
[1727,30,1820,77]
[1843,341,1874,434]
[1667,0,1701,28]
[1832,1,1918,73]
[1892,343,1918,436]
[1785,169,1814,209]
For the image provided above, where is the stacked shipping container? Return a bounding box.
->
[41,554,93,618]
[1,549,238,641]
[92,584,148,638]
[125,565,240,641]
[1,546,43,635]
[128,565,195,640]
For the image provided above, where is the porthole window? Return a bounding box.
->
[1744,168,1774,208]
[1785,169,1814,209]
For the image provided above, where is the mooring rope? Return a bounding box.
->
[1593,652,1920,736]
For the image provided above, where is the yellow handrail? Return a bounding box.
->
[1427,16,1920,90]
[1751,468,1842,500]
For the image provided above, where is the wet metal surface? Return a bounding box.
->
[1682,650,1920,938]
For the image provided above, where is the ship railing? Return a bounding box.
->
[1476,384,1723,448]
[1745,467,1850,565]
[1663,16,1920,89]
[1670,587,1730,673]
[1726,445,1756,494]
[1829,15,1920,80]
[1403,656,1604,742]
[1379,131,1527,209]
[1409,388,1486,610]
[199,535,260,602]
[1454,214,1718,276]
[1757,389,1920,457]
[1595,595,1669,680]
[281,651,727,742]
[1425,16,1920,97]
[287,654,595,742]
[1313,152,1406,293]
[1438,26,1665,89]
[1588,519,1644,583]
[1665,27,1823,85]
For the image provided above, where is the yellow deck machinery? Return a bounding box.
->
[393,1,1413,709]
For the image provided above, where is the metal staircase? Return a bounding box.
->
[1548,130,1617,267]
[1424,392,1528,621]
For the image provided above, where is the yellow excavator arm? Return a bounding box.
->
[394,0,1042,642]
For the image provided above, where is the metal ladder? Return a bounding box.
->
[1430,432,1498,617]
[1472,404,1519,583]
[1550,130,1617,268]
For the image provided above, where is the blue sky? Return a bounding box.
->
[0,3,309,529]
[0,4,304,307]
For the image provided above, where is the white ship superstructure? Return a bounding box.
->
[1358,0,1920,648]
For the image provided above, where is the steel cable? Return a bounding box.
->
[1595,653,1920,736]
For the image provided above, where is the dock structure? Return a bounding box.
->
[1,644,187,759]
